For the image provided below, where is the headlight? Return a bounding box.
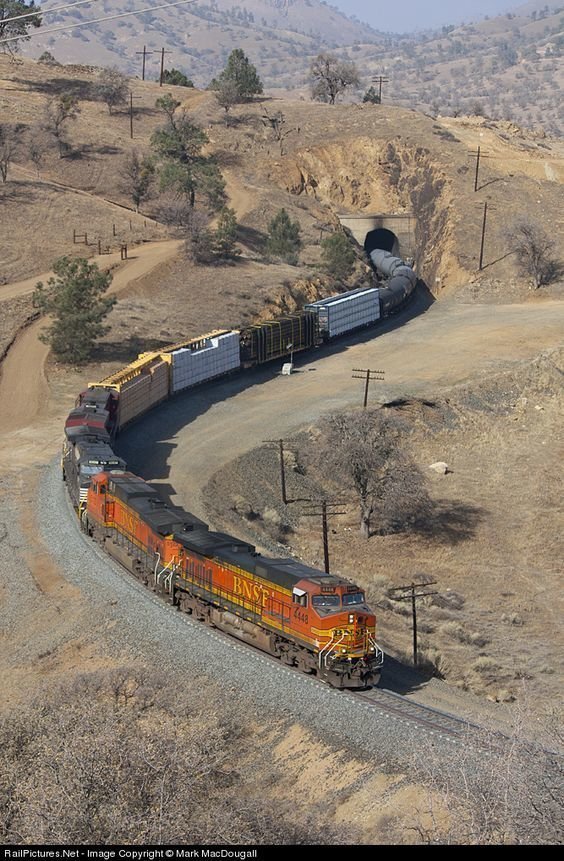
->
[348,614,354,624]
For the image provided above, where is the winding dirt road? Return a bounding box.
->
[0,239,181,425]
[117,294,564,523]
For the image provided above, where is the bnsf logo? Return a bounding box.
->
[233,575,269,607]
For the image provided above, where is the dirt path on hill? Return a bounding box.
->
[0,239,183,303]
[0,239,182,437]
[0,319,50,435]
[222,169,257,220]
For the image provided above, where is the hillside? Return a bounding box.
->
[17,2,564,135]
[0,57,563,845]
[21,0,382,89]
[1,56,563,299]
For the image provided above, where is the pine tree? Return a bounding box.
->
[33,257,116,363]
[121,150,154,212]
[320,233,356,280]
[151,102,225,212]
[0,1,41,52]
[213,207,239,260]
[362,86,381,105]
[210,49,263,103]
[160,69,194,87]
[265,209,301,265]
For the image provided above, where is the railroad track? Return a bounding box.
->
[351,686,504,750]
[62,482,530,759]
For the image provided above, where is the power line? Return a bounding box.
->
[1,0,104,25]
[0,0,199,46]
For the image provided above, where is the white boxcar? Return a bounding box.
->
[171,331,240,394]
[305,287,380,339]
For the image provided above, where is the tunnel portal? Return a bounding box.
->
[364,228,398,256]
[338,213,415,260]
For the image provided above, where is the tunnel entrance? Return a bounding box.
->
[338,213,415,258]
[364,228,398,256]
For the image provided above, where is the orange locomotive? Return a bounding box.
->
[85,471,384,688]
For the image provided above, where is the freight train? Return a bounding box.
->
[61,249,417,688]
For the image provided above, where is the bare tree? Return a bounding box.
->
[315,408,430,538]
[44,93,80,158]
[154,195,199,229]
[0,122,24,182]
[508,219,563,288]
[27,125,51,176]
[310,53,360,104]
[95,66,129,115]
[261,109,299,155]
[121,150,154,212]
[409,698,564,844]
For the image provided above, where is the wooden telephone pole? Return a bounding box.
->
[371,75,389,103]
[136,45,153,81]
[352,368,385,408]
[129,92,141,139]
[469,146,492,192]
[389,580,438,665]
[302,500,347,574]
[479,201,488,270]
[263,438,295,505]
[159,47,173,86]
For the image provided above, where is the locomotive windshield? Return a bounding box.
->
[312,594,340,608]
[343,592,365,606]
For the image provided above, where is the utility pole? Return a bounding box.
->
[129,92,141,139]
[136,45,153,81]
[469,147,492,192]
[473,145,481,192]
[159,47,172,86]
[389,580,438,665]
[302,499,347,574]
[352,368,385,409]
[371,75,389,103]
[263,438,292,505]
[479,201,488,271]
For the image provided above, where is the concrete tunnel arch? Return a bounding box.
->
[337,213,416,260]
[363,227,399,256]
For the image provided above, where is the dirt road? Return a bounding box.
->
[0,239,182,441]
[118,296,564,523]
[0,239,182,303]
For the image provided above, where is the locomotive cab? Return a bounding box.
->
[64,440,126,509]
[293,577,383,688]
